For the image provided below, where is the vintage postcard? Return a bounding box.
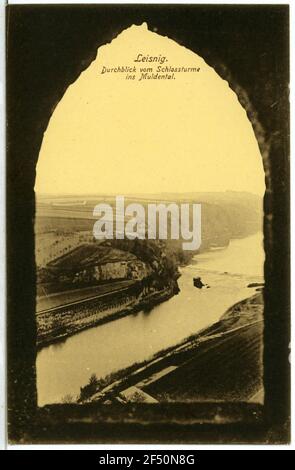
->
[6,3,290,445]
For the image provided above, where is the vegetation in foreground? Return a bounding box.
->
[76,291,263,404]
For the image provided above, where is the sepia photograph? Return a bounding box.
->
[5,3,290,446]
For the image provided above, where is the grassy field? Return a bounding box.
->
[82,293,263,404]
[47,244,137,270]
[36,280,136,312]
[144,321,263,402]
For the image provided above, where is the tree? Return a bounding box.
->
[89,373,98,387]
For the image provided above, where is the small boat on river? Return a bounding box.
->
[193,277,205,289]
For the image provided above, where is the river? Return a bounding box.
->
[36,232,264,405]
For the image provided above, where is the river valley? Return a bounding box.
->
[36,232,264,405]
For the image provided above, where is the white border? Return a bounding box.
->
[3,0,293,450]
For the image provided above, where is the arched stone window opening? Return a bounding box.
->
[7,7,289,443]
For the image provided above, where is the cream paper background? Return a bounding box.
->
[35,23,265,197]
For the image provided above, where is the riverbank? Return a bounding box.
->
[36,281,178,349]
[79,292,263,404]
[37,233,264,405]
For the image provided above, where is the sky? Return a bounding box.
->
[35,23,265,197]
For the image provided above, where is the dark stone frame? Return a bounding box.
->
[6,4,290,444]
